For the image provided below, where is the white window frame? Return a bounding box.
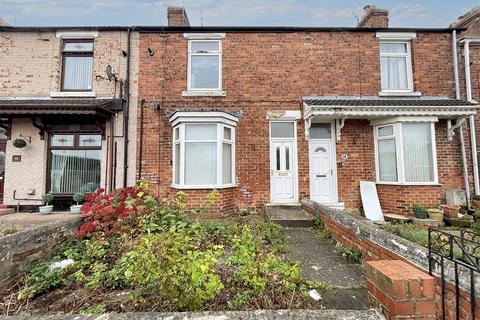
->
[373,122,438,185]
[172,121,236,189]
[186,39,223,94]
[379,40,414,94]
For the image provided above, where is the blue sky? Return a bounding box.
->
[0,0,477,27]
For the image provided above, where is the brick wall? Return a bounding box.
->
[0,216,81,289]
[302,199,480,320]
[137,30,468,214]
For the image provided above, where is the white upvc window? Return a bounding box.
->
[379,41,414,93]
[172,122,235,188]
[374,122,438,184]
[187,40,222,92]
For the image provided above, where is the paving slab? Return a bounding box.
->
[284,227,368,310]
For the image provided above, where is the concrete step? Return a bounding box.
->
[0,208,15,216]
[266,205,314,228]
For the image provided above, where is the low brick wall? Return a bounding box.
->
[0,216,81,289]
[302,199,480,320]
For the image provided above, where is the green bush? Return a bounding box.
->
[18,262,66,299]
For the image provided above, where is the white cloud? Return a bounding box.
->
[391,3,427,19]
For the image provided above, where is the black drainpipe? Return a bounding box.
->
[138,99,145,182]
[123,27,132,187]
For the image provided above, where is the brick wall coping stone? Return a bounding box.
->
[0,309,385,320]
[301,198,479,296]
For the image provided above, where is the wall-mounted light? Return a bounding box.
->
[147,48,155,56]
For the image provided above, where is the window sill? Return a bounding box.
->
[378,91,422,97]
[376,181,441,186]
[50,91,96,98]
[171,184,237,190]
[182,90,226,97]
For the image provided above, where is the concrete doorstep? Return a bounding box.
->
[0,309,385,320]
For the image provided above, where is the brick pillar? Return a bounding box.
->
[366,260,436,319]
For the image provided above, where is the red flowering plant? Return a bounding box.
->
[76,180,160,239]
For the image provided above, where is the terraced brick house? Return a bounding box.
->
[136,6,478,217]
[1,4,479,218]
[0,24,138,210]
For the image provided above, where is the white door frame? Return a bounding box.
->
[308,120,339,204]
[269,120,299,204]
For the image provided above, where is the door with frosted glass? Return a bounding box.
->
[309,140,335,203]
[270,141,294,202]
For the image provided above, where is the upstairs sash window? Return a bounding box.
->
[61,40,94,91]
[380,42,413,92]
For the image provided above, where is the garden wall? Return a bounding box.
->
[0,216,81,290]
[301,199,480,320]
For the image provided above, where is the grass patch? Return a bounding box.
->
[380,224,429,247]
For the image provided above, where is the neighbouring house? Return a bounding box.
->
[451,7,480,198]
[136,5,478,217]
[0,24,138,210]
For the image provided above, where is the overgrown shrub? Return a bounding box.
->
[15,182,314,313]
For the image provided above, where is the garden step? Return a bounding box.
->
[0,207,15,216]
[266,205,314,228]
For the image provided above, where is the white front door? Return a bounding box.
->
[271,140,295,202]
[309,123,337,204]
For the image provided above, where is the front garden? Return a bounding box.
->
[0,182,323,315]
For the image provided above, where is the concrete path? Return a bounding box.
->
[284,228,368,310]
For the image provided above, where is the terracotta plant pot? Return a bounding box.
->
[427,209,444,223]
[441,205,460,219]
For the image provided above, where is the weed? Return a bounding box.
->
[338,246,363,264]
[80,304,106,315]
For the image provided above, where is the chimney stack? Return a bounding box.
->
[357,5,389,28]
[167,7,190,27]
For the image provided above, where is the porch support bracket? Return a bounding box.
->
[304,117,311,140]
[30,117,46,140]
[447,117,467,141]
[335,118,345,142]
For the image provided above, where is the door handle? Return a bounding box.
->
[316,174,327,178]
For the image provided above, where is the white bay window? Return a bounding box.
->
[171,112,237,188]
[374,122,437,184]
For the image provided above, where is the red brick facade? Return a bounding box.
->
[137,29,474,215]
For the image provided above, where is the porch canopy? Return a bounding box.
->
[0,98,115,118]
[302,96,478,141]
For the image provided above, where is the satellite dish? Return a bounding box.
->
[106,65,115,81]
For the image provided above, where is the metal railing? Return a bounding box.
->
[428,228,480,320]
